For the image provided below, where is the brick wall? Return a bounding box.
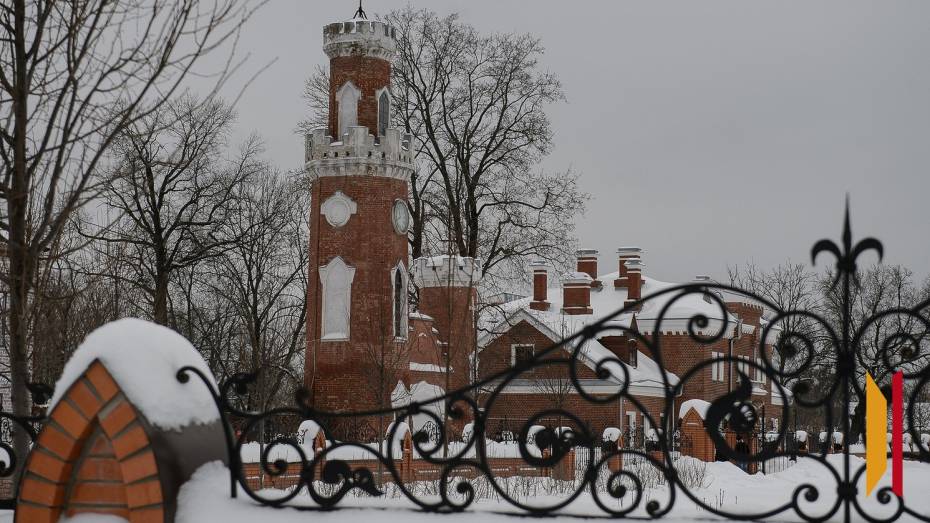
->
[328,55,391,138]
[306,174,409,414]
[17,361,163,523]
[416,285,476,392]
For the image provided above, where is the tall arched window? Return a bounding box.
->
[320,257,355,340]
[378,90,390,136]
[393,264,407,339]
[337,82,360,138]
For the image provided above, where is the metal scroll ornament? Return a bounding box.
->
[168,203,929,521]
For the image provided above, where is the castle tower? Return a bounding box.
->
[304,9,415,414]
[410,256,482,393]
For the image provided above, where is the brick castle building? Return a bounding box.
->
[303,8,787,448]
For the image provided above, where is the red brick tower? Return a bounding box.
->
[304,9,414,414]
[410,256,482,393]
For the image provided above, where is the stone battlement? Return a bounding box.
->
[412,256,483,289]
[305,126,414,181]
[324,20,397,60]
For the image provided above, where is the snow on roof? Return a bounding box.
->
[481,271,739,348]
[679,399,712,420]
[49,318,219,430]
[479,270,745,389]
[409,362,448,373]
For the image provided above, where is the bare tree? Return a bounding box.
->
[728,261,818,377]
[209,168,309,410]
[90,96,262,325]
[817,264,930,443]
[0,0,259,467]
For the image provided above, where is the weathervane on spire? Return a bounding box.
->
[354,0,368,20]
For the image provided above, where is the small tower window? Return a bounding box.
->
[378,90,390,136]
[337,82,361,138]
[393,264,407,339]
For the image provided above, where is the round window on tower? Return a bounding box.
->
[392,200,410,234]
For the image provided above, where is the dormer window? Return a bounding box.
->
[337,82,361,137]
[378,89,390,136]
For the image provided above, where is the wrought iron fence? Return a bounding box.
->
[2,205,930,522]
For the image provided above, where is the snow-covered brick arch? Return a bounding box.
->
[16,319,228,523]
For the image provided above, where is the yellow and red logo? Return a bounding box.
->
[865,370,904,497]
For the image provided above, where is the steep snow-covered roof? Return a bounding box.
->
[49,318,219,430]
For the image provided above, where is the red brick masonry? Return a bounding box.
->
[17,361,164,523]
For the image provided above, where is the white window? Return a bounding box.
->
[378,89,390,136]
[319,256,355,340]
[392,263,408,339]
[337,81,361,137]
[754,357,766,383]
[711,351,725,382]
[737,356,751,379]
[511,344,534,367]
[627,412,637,445]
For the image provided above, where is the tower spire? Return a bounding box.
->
[353,0,367,20]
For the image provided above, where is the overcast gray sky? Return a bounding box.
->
[214,1,929,283]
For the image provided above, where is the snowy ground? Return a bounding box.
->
[4,455,929,522]
[174,455,930,522]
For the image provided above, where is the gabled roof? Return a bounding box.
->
[478,304,679,390]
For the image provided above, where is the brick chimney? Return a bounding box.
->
[613,247,642,289]
[561,272,593,315]
[623,258,644,309]
[529,260,550,311]
[575,249,601,290]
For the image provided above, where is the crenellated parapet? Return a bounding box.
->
[305,126,414,181]
[323,20,397,60]
[412,256,483,289]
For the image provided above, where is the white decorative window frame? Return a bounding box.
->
[392,261,408,340]
[376,87,391,136]
[321,191,357,228]
[336,81,361,138]
[391,199,410,235]
[319,256,355,341]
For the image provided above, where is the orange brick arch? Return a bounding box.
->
[17,360,165,523]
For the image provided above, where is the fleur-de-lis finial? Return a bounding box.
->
[812,197,883,288]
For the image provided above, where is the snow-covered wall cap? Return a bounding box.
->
[529,259,549,271]
[679,398,711,420]
[561,271,593,285]
[625,258,645,271]
[602,427,621,443]
[617,246,643,256]
[297,420,322,446]
[575,248,598,258]
[49,318,218,431]
[411,255,482,288]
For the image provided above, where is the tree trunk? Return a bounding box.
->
[153,271,170,325]
[8,0,32,484]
